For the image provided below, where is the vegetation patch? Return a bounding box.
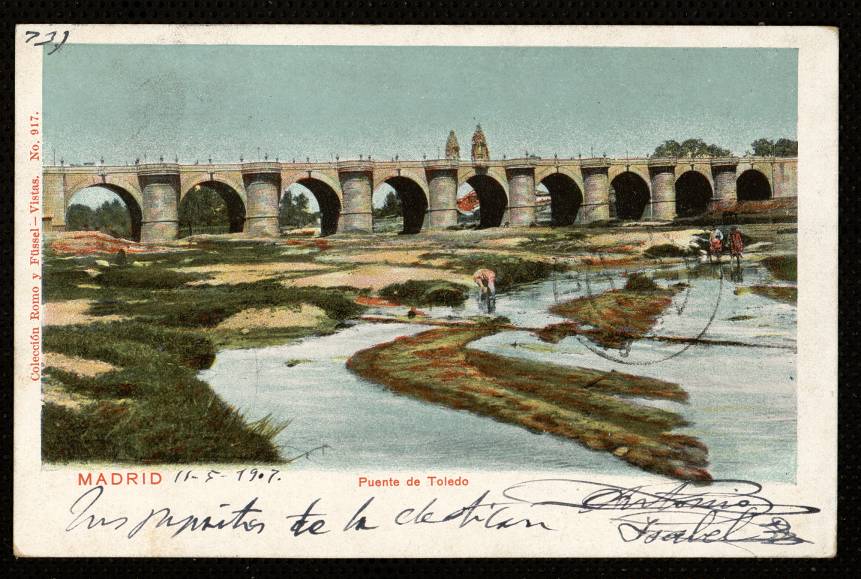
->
[643,243,697,259]
[760,255,797,282]
[537,276,684,349]
[378,280,470,307]
[39,240,371,464]
[41,321,282,463]
[736,285,797,304]
[347,326,709,481]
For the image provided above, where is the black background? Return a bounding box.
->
[0,1,854,575]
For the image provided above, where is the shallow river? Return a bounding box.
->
[202,261,796,482]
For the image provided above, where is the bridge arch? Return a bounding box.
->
[610,171,651,220]
[539,172,583,226]
[373,175,429,234]
[458,166,510,195]
[64,173,144,210]
[534,165,584,191]
[675,170,713,217]
[179,180,247,236]
[462,173,508,228]
[609,164,650,187]
[736,169,772,202]
[181,173,246,206]
[285,177,342,236]
[65,184,143,242]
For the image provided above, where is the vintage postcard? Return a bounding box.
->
[14,25,837,557]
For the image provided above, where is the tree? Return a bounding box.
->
[374,191,402,219]
[66,199,133,239]
[66,204,96,232]
[751,137,798,157]
[279,190,318,227]
[653,138,731,158]
[179,186,229,230]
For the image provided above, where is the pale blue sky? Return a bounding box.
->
[45,44,797,166]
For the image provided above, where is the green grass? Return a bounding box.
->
[40,242,368,464]
[43,249,365,334]
[96,266,200,289]
[378,280,470,307]
[42,321,282,463]
[88,280,364,331]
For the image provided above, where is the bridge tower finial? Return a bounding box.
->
[445,130,460,160]
[471,124,489,161]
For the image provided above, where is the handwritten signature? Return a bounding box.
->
[65,478,819,549]
[503,479,820,547]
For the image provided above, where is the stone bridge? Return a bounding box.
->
[43,155,798,243]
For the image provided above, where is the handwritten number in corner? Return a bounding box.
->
[24,30,70,55]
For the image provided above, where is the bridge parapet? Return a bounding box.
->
[647,157,676,169]
[240,161,281,176]
[422,159,459,171]
[580,158,612,171]
[336,160,375,173]
[710,156,740,168]
[137,162,182,176]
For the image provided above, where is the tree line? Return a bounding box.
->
[66,199,133,239]
[653,137,797,158]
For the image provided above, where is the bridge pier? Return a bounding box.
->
[424,163,459,230]
[139,164,180,243]
[710,158,739,210]
[506,165,536,226]
[242,163,281,237]
[648,160,677,221]
[581,160,611,223]
[43,171,66,233]
[338,164,374,233]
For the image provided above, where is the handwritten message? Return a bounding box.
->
[64,478,819,550]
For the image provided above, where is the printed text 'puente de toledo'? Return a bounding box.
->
[43,126,798,243]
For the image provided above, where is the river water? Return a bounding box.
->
[202,261,796,482]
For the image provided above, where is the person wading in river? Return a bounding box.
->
[708,226,724,263]
[729,225,745,268]
[473,268,497,314]
[473,268,497,300]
